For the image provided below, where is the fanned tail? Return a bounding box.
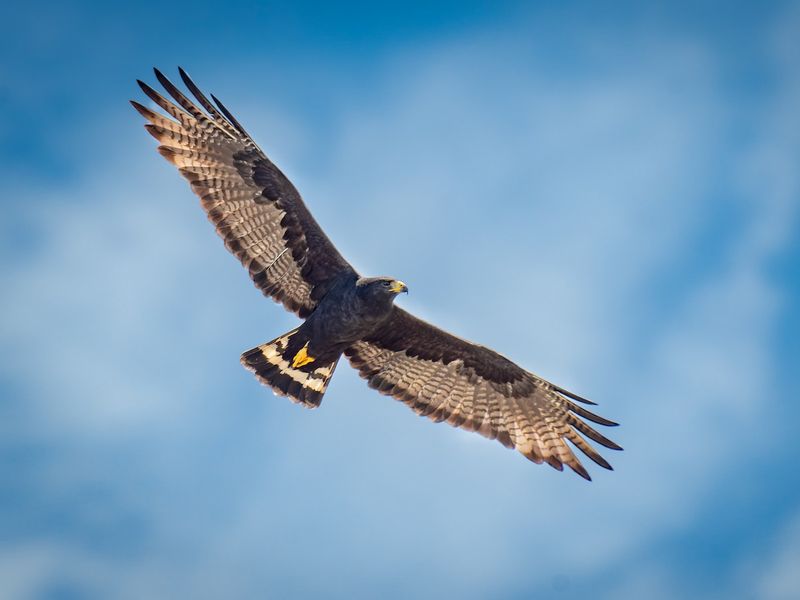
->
[240,328,339,408]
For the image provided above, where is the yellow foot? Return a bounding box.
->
[291,343,315,368]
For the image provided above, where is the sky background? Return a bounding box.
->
[2,1,799,598]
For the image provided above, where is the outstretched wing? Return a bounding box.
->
[346,308,622,480]
[132,67,356,317]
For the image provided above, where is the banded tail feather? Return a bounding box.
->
[241,329,339,408]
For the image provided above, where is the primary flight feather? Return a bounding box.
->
[132,67,622,480]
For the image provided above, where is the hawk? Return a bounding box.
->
[132,67,621,480]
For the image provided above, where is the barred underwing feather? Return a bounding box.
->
[132,68,356,318]
[346,308,621,480]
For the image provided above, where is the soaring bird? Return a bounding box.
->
[132,67,621,480]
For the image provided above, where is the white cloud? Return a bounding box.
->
[2,5,799,599]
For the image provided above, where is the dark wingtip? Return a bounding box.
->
[130,99,154,119]
[153,67,175,94]
[177,66,224,120]
[545,456,564,472]
[572,464,592,481]
[178,66,204,102]
[593,431,623,451]
[210,93,228,116]
[178,67,195,93]
[599,438,624,452]
[553,384,597,405]
[137,79,162,104]
[569,402,620,427]
[595,456,614,471]
[210,92,248,137]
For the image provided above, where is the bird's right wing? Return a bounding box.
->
[132,68,356,318]
[346,308,622,480]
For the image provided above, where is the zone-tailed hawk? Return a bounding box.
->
[132,67,621,480]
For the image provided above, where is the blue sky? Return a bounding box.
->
[2,1,799,598]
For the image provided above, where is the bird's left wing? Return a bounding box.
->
[346,308,621,479]
[132,68,356,318]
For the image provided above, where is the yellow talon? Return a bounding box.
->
[292,343,315,368]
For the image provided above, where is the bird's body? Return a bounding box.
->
[241,275,408,406]
[133,67,622,480]
[303,276,408,353]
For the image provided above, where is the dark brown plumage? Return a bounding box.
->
[132,67,622,480]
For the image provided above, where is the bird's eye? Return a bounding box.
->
[382,281,391,287]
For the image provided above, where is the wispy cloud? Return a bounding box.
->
[2,4,799,599]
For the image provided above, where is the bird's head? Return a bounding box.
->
[357,276,409,302]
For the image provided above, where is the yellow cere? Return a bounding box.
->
[389,280,408,294]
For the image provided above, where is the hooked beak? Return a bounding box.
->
[389,280,408,294]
